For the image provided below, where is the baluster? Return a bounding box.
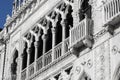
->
[107,5,109,20]
[105,6,107,21]
[118,0,120,11]
[116,0,119,13]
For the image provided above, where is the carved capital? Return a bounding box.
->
[51,27,57,34]
[42,34,48,40]
[34,41,39,47]
[61,19,67,27]
[27,47,31,54]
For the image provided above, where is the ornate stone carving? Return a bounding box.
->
[112,45,120,55]
[93,29,107,42]
[69,60,84,80]
[58,70,69,80]
[81,59,93,68]
[95,44,106,80]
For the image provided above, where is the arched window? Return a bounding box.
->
[30,36,35,64]
[66,5,73,38]
[22,42,27,69]
[79,0,91,21]
[11,49,18,80]
[46,21,52,52]
[56,13,62,45]
[38,29,43,58]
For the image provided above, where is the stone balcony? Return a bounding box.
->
[21,38,70,80]
[103,0,120,26]
[69,18,93,51]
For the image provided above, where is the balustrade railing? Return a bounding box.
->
[64,37,69,53]
[54,43,62,60]
[44,49,52,66]
[70,18,92,48]
[11,75,16,80]
[104,0,120,25]
[28,62,34,77]
[21,68,27,80]
[21,38,71,79]
[36,56,43,71]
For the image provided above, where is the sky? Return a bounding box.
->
[0,0,14,29]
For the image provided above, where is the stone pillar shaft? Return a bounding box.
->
[34,41,39,72]
[51,27,56,61]
[26,47,31,79]
[42,34,48,66]
[61,18,67,55]
[42,34,48,54]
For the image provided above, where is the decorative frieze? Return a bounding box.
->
[94,41,110,80]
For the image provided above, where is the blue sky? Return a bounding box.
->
[0,0,14,29]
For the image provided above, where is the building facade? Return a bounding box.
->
[0,0,120,80]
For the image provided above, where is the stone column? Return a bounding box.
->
[20,53,24,80]
[26,46,31,79]
[34,40,39,72]
[51,27,56,61]
[42,34,48,66]
[61,17,67,55]
[20,53,24,70]
[42,34,48,54]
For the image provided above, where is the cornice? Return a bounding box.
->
[4,0,48,29]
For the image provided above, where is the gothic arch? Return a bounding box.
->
[112,63,120,80]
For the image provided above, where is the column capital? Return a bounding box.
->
[27,47,31,54]
[61,19,67,27]
[42,34,48,40]
[51,27,57,34]
[34,41,39,47]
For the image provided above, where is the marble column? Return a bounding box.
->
[42,34,48,67]
[61,17,67,55]
[42,34,48,54]
[34,40,39,72]
[51,27,56,61]
[26,46,31,78]
[20,53,24,80]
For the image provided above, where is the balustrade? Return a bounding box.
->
[44,50,52,66]
[28,62,34,77]
[36,56,43,71]
[21,38,71,79]
[21,68,27,80]
[70,18,92,48]
[64,37,69,53]
[54,42,62,60]
[104,0,120,25]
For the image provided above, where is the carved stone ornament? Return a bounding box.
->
[81,59,93,68]
[50,77,56,80]
[112,45,120,55]
[58,70,69,80]
[69,59,84,80]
